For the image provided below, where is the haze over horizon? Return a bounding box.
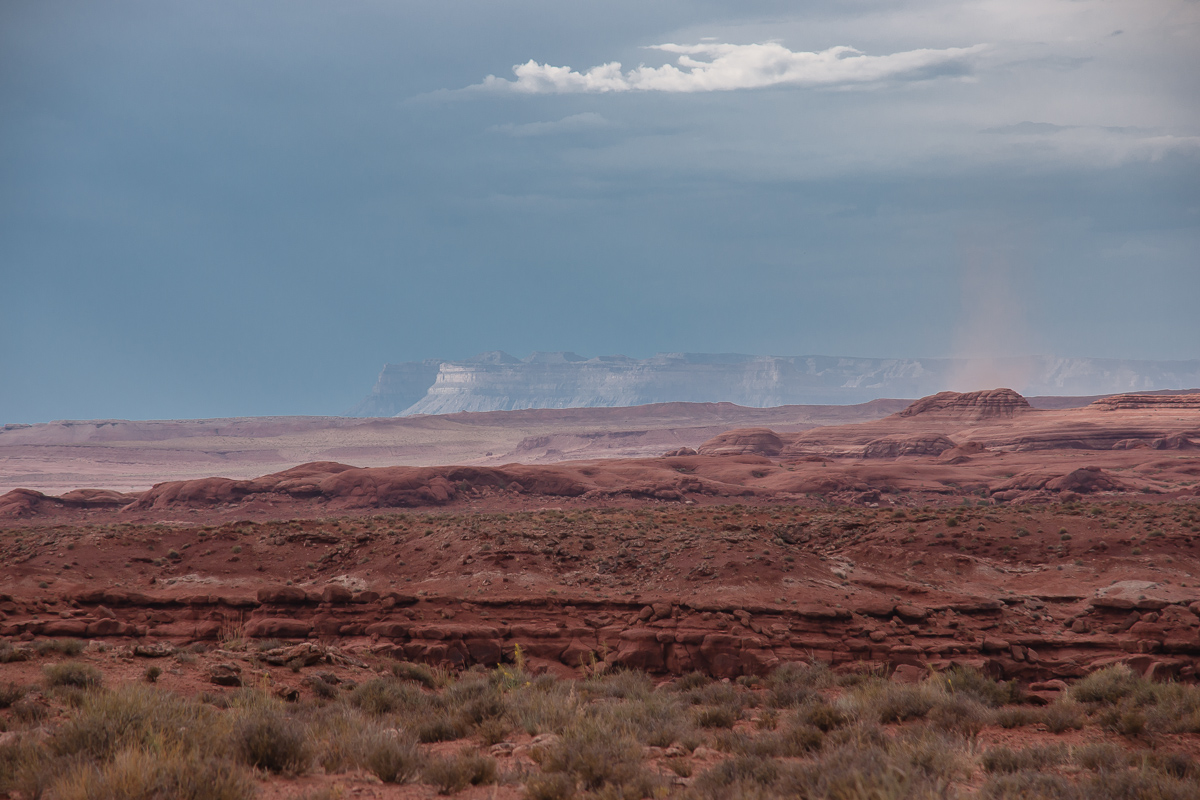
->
[2,1,1197,424]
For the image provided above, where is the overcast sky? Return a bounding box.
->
[2,0,1198,422]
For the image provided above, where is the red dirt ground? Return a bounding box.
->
[1,389,1198,689]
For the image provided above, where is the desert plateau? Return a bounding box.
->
[2,389,1200,798]
[8,2,1198,796]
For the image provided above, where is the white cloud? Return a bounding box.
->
[478,41,988,94]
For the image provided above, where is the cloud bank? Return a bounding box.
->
[479,41,987,93]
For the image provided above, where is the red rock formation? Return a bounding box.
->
[1091,393,1200,411]
[862,434,957,459]
[696,428,783,456]
[898,388,1032,419]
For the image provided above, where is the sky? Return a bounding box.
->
[1,0,1198,423]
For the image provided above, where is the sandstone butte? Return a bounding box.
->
[1,388,1198,691]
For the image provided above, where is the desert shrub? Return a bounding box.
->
[0,737,51,798]
[51,685,221,761]
[415,712,469,743]
[982,771,1082,800]
[1085,768,1196,800]
[13,697,49,723]
[796,698,849,732]
[349,677,428,716]
[0,641,29,663]
[995,707,1038,728]
[1074,742,1129,772]
[1096,703,1147,737]
[891,726,970,782]
[800,740,941,800]
[0,683,27,709]
[477,717,511,745]
[505,679,578,735]
[1071,665,1145,705]
[673,672,712,692]
[694,704,740,729]
[524,773,575,800]
[444,677,505,728]
[50,746,253,800]
[764,661,830,708]
[1143,682,1200,734]
[690,756,781,799]
[1039,700,1087,733]
[848,681,936,723]
[361,732,422,784]
[942,665,1017,707]
[230,705,310,774]
[35,638,86,657]
[423,750,497,794]
[585,669,653,701]
[391,660,438,689]
[982,744,1069,774]
[597,692,692,748]
[715,724,824,758]
[929,693,989,737]
[1135,750,1199,781]
[44,661,102,690]
[305,705,369,774]
[540,715,659,796]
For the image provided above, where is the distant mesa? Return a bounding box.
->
[348,352,1200,417]
[1089,392,1200,411]
[897,388,1031,419]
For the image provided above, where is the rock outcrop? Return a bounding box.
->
[696,428,783,457]
[898,389,1032,419]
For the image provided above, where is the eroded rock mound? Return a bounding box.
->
[0,487,139,517]
[697,428,784,456]
[898,388,1031,419]
[992,466,1131,495]
[862,435,957,459]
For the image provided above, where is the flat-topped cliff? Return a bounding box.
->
[349,352,1200,417]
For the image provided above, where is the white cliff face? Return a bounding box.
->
[347,353,1200,417]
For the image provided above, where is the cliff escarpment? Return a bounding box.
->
[349,352,1200,417]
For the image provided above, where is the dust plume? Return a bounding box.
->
[946,246,1037,393]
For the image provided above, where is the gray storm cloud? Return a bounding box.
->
[478,41,988,94]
